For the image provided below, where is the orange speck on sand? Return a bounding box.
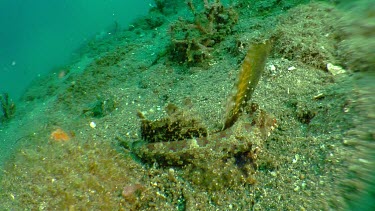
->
[50,128,70,141]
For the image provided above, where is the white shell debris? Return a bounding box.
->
[288,66,296,71]
[327,63,346,75]
[292,154,300,163]
[270,64,276,71]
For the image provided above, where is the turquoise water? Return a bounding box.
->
[0,0,152,100]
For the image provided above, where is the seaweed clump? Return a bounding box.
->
[138,103,208,143]
[0,93,16,122]
[168,0,238,65]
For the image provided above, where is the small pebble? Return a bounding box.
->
[288,66,296,71]
[327,63,345,75]
[90,121,96,128]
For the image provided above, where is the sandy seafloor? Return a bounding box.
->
[0,0,374,210]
